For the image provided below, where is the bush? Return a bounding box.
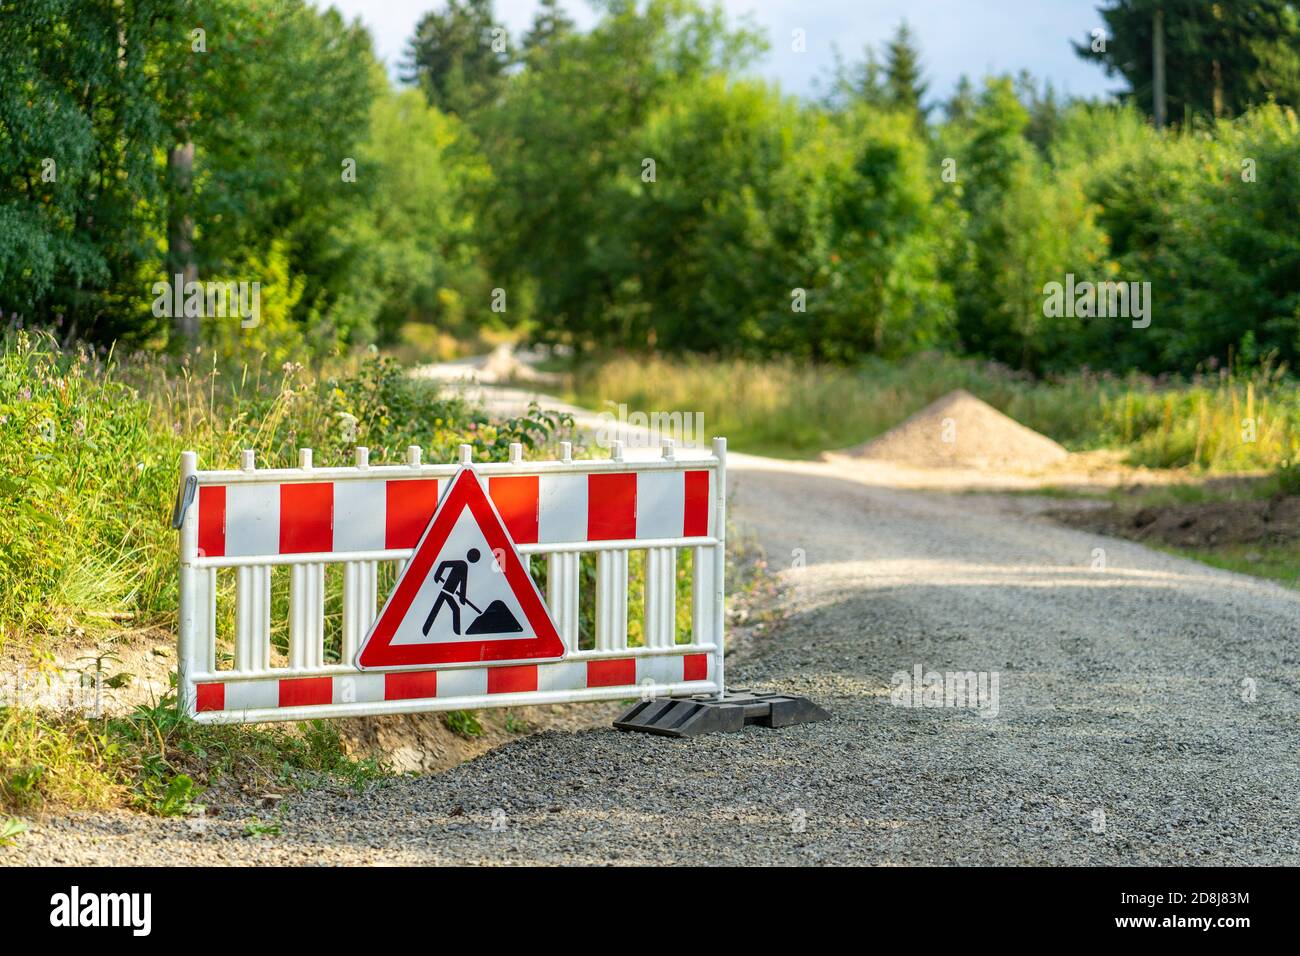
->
[0,331,573,651]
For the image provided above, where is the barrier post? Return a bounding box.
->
[176,450,199,716]
[712,436,727,700]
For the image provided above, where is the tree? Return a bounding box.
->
[401,0,513,117]
[1076,0,1300,123]
[0,0,175,342]
[941,77,1107,368]
[884,22,929,125]
[522,0,575,58]
[944,75,977,124]
[474,0,765,348]
[822,44,888,110]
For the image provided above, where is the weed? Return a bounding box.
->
[442,710,484,738]
[0,816,28,846]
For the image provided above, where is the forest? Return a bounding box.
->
[3,0,1297,376]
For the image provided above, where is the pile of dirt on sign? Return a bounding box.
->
[837,389,1068,471]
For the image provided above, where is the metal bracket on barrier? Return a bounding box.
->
[613,688,829,738]
[171,474,197,530]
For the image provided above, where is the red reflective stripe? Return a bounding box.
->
[489,475,539,544]
[587,473,636,540]
[683,654,709,682]
[385,671,439,701]
[487,665,538,694]
[197,485,226,558]
[586,658,636,688]
[683,471,710,537]
[385,479,440,549]
[280,483,333,553]
[279,676,332,707]
[195,683,225,712]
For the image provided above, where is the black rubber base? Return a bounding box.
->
[613,688,830,738]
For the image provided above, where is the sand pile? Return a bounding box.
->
[840,389,1068,471]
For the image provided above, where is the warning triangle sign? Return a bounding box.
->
[356,466,565,670]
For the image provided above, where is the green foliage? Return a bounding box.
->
[1075,0,1300,122]
[349,83,492,342]
[105,697,388,814]
[473,0,766,340]
[0,816,28,845]
[0,0,173,338]
[442,710,483,738]
[0,331,572,647]
[572,351,1300,468]
[401,0,514,117]
[5,1,1300,383]
[883,22,929,124]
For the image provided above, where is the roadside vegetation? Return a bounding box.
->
[0,331,574,817]
[4,0,1299,823]
[570,351,1300,469]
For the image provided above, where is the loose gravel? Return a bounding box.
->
[8,454,1300,865]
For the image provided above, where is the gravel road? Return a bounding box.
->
[8,452,1300,866]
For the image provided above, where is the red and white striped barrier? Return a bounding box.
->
[175,438,727,723]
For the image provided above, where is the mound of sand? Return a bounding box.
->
[840,389,1068,471]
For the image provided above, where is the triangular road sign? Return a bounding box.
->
[356,466,565,670]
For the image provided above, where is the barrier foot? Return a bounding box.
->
[613,688,829,738]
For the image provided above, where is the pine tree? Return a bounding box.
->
[1076,0,1300,122]
[522,0,575,57]
[401,0,514,117]
[945,75,976,124]
[884,22,929,123]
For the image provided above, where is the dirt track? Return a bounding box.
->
[9,450,1300,866]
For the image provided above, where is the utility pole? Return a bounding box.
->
[1153,7,1167,128]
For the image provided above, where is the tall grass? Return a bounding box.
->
[0,332,571,652]
[570,351,1299,469]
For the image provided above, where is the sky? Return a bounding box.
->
[323,0,1120,105]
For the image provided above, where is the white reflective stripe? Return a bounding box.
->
[436,667,488,698]
[195,567,217,672]
[289,563,325,669]
[692,546,716,645]
[595,550,628,652]
[225,483,280,556]
[537,473,587,543]
[342,560,377,664]
[644,547,677,648]
[635,470,685,539]
[225,679,278,711]
[546,551,580,653]
[235,565,271,671]
[537,660,587,692]
[636,654,680,685]
[333,479,386,551]
[334,672,384,705]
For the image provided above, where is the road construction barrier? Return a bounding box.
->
[173,438,727,723]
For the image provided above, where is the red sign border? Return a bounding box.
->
[355,467,565,670]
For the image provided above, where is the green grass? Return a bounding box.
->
[1162,544,1300,589]
[0,696,392,816]
[568,351,1300,467]
[0,332,578,816]
[0,331,573,655]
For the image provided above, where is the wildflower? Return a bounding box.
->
[18,386,31,401]
[72,419,85,437]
